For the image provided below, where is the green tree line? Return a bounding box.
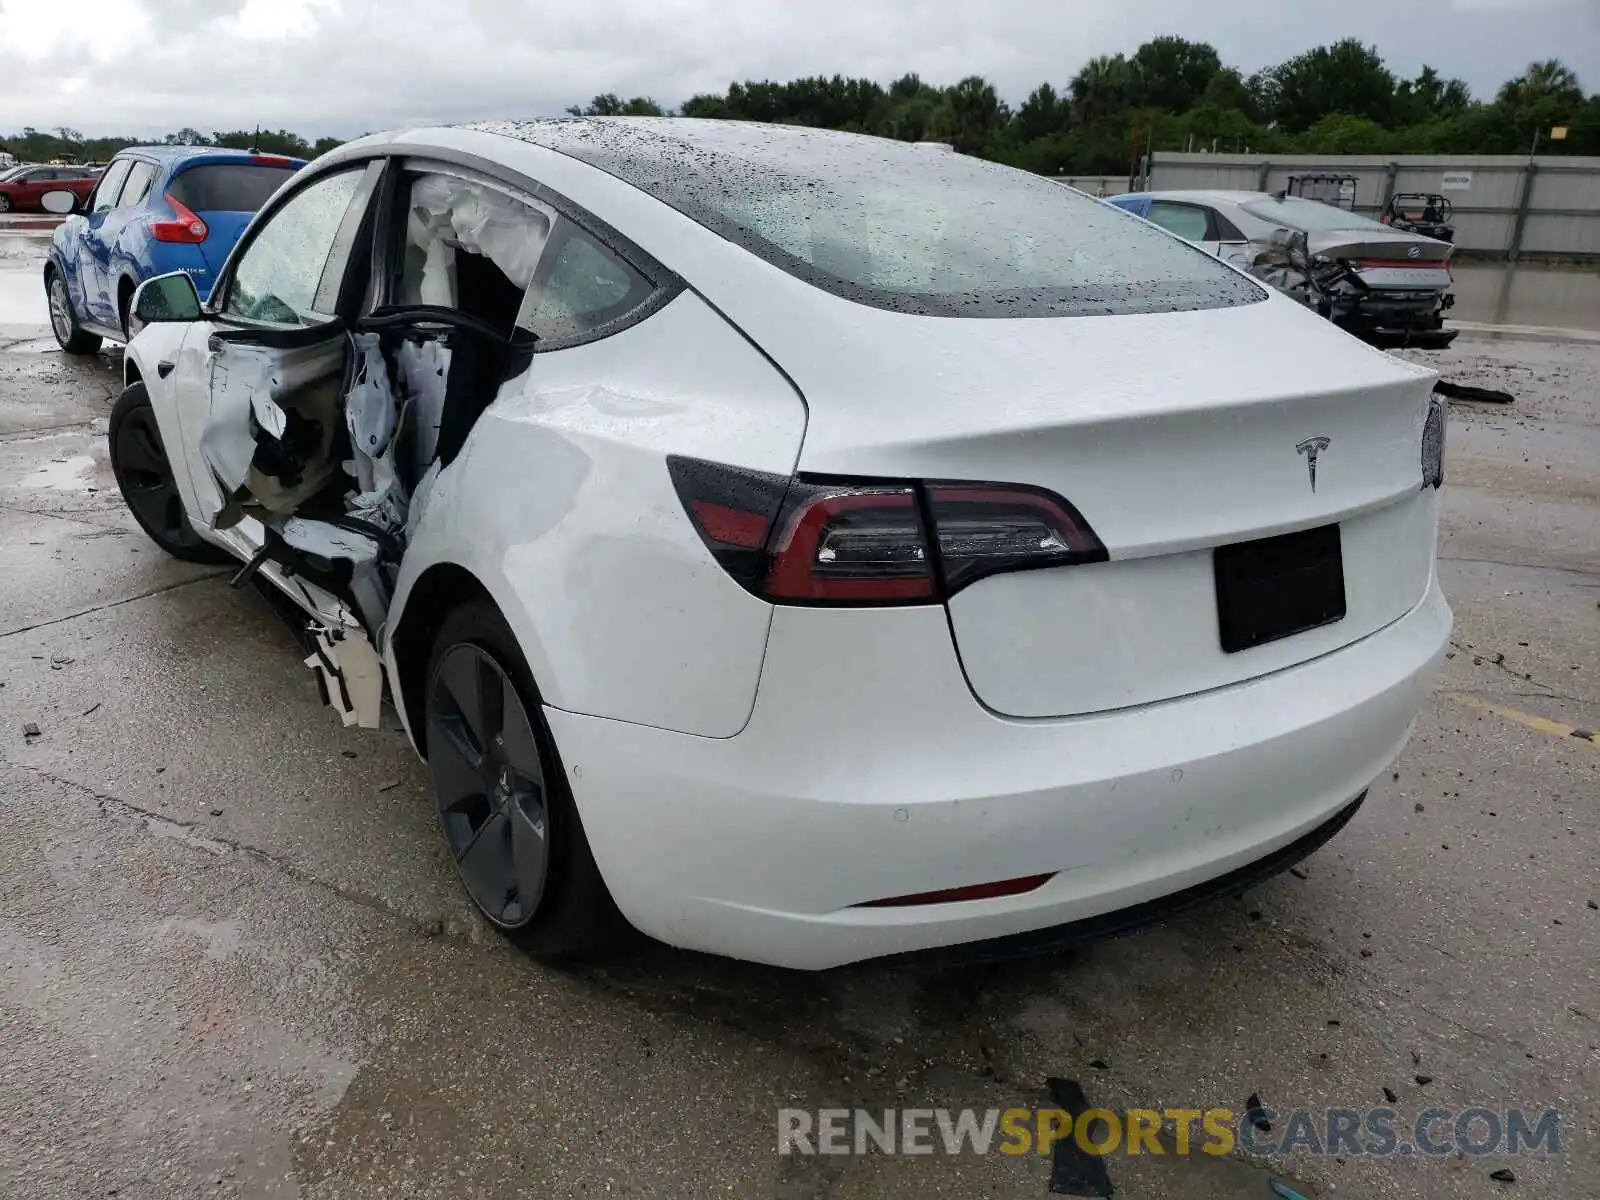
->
[7,40,1596,175]
[0,126,345,167]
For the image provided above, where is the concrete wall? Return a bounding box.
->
[1139,153,1600,261]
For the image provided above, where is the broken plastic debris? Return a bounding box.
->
[304,627,384,730]
[22,721,42,739]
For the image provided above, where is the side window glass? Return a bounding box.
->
[1212,211,1247,242]
[395,172,554,336]
[1147,202,1210,242]
[520,220,653,345]
[225,168,366,325]
[91,161,132,213]
[120,162,157,208]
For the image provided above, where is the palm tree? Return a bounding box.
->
[1497,59,1583,108]
[1070,55,1136,124]
[946,76,1007,154]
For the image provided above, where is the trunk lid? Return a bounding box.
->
[766,290,1440,717]
[1307,229,1452,292]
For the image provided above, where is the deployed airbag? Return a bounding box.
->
[407,175,551,299]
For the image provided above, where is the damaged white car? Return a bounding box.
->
[1109,190,1458,348]
[109,120,1451,969]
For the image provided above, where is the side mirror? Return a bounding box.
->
[129,272,202,336]
[39,190,79,215]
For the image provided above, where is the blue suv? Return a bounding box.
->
[44,146,305,354]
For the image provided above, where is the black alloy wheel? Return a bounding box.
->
[427,642,553,929]
[108,384,232,564]
[421,601,634,959]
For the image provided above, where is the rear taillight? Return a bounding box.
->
[926,483,1105,591]
[667,456,1106,606]
[251,154,293,166]
[152,194,208,243]
[767,484,933,601]
[1422,396,1446,489]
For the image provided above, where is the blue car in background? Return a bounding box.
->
[44,146,305,354]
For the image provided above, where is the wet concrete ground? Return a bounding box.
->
[1,216,1597,1199]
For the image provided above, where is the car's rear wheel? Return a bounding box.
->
[425,600,634,959]
[47,269,102,355]
[108,383,233,564]
[0,195,12,213]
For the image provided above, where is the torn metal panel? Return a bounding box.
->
[343,333,409,533]
[202,339,347,526]
[396,336,451,478]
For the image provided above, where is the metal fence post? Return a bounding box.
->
[1257,159,1271,191]
[1495,161,1539,324]
[1506,161,1538,265]
[1379,162,1399,214]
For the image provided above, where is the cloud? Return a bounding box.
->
[1,0,1595,138]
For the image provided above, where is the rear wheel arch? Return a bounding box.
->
[392,562,497,757]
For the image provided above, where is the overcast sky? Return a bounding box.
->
[2,0,1596,139]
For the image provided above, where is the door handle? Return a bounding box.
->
[156,360,175,379]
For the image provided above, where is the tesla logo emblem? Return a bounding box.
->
[1296,436,1331,492]
[1407,245,1421,258]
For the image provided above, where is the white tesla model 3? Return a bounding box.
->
[109,118,1451,969]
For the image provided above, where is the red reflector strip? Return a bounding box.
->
[857,873,1055,908]
[689,499,770,549]
[252,154,294,165]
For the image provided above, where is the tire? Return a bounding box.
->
[108,383,234,565]
[425,600,635,960]
[117,279,135,340]
[0,194,12,213]
[47,268,102,356]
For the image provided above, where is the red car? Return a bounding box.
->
[0,164,102,213]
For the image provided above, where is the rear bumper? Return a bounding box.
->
[881,791,1367,966]
[547,580,1451,970]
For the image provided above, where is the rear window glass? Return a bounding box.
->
[1241,196,1393,234]
[481,120,1263,319]
[168,164,297,213]
[1147,202,1211,241]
